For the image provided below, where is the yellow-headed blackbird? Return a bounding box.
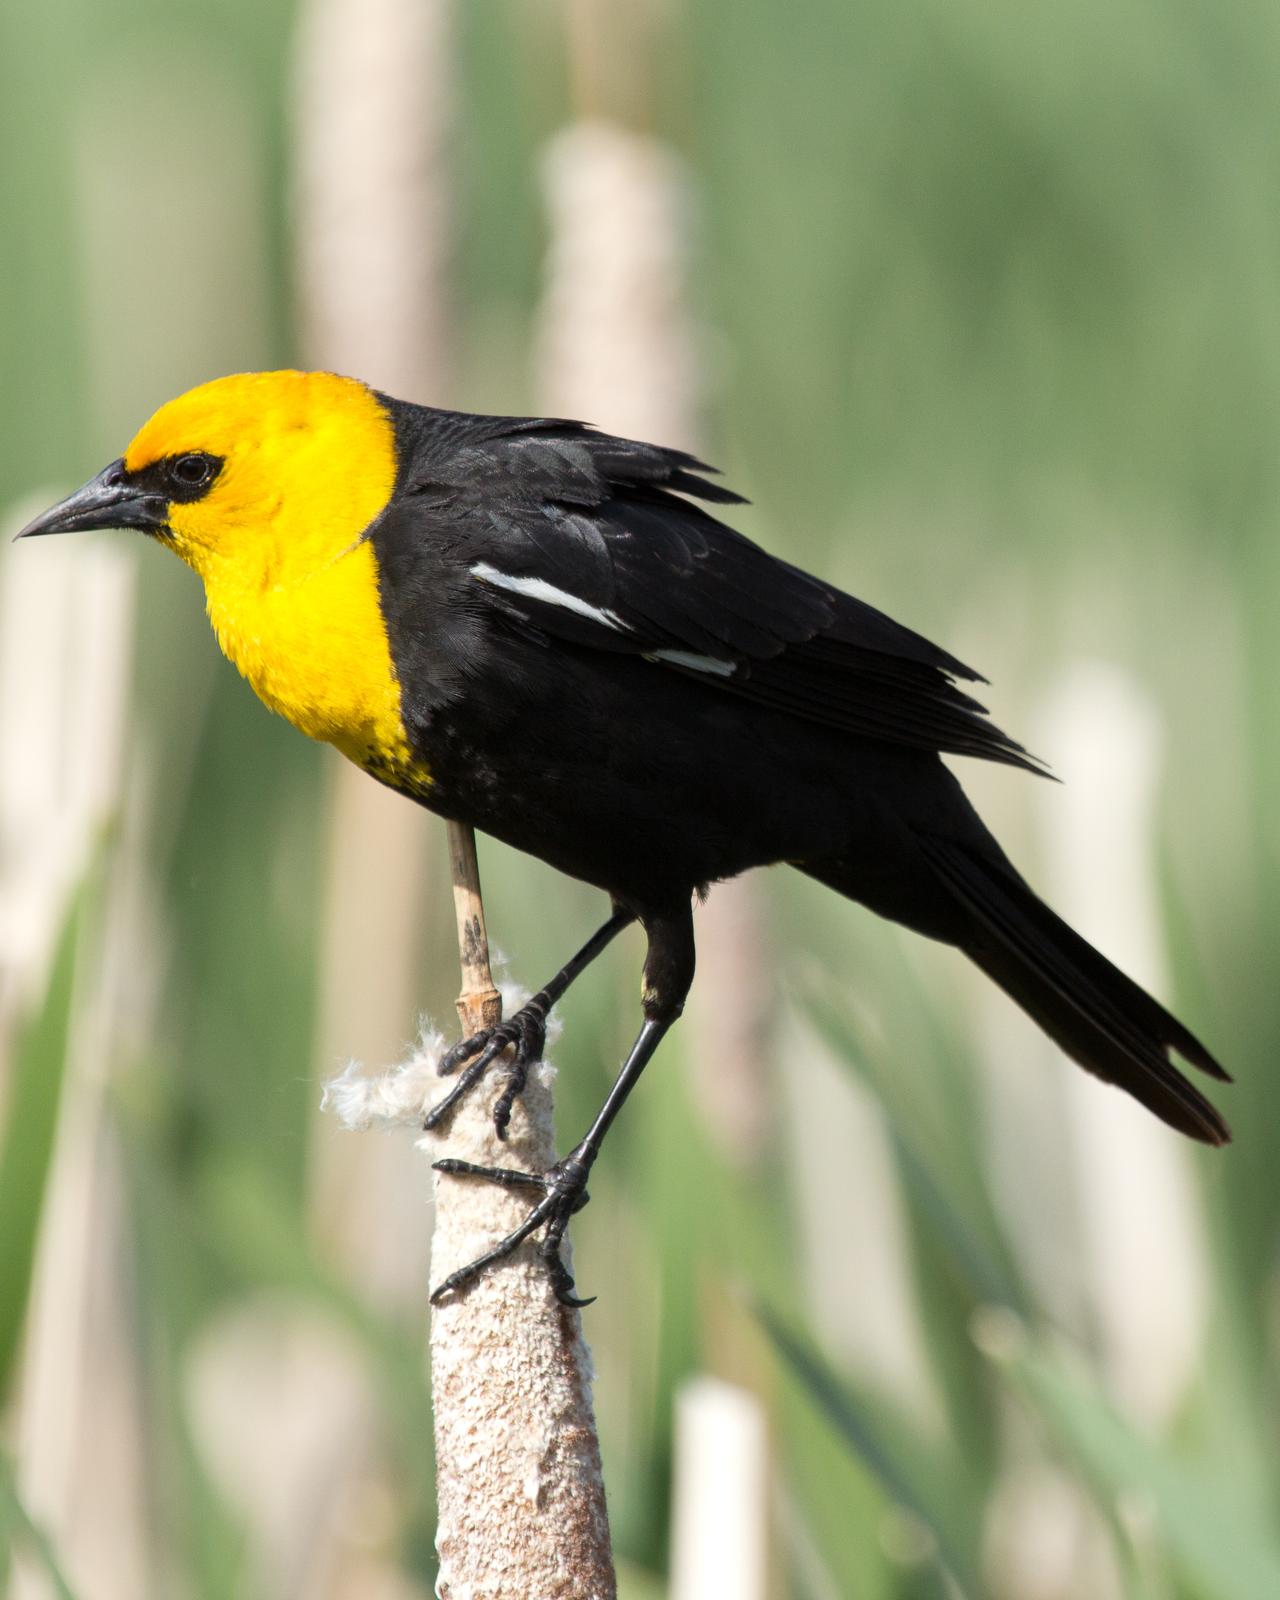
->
[19,370,1229,1303]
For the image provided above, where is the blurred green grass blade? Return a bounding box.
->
[0,1453,80,1600]
[885,1124,1016,1314]
[0,881,92,1395]
[801,980,1027,1314]
[758,1302,983,1598]
[200,1159,437,1513]
[983,1323,1280,1600]
[615,1558,668,1600]
[202,1158,429,1385]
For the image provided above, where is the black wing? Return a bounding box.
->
[383,403,1045,774]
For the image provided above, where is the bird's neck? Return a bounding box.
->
[199,537,429,790]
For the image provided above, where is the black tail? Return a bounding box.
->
[917,836,1231,1145]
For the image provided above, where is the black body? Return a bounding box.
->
[367,397,1229,1148]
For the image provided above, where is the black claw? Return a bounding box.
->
[492,1059,533,1140]
[438,1030,489,1077]
[551,1273,595,1308]
[540,1234,594,1306]
[423,1051,496,1130]
[431,1156,547,1193]
[429,1147,594,1305]
[426,997,551,1133]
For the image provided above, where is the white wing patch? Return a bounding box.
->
[470,562,630,632]
[471,564,736,676]
[646,649,737,677]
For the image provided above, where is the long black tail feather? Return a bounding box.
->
[918,836,1230,1146]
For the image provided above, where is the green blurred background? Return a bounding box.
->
[2,1,1277,1595]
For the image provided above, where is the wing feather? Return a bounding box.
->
[387,400,1045,774]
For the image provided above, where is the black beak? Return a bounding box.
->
[14,459,168,541]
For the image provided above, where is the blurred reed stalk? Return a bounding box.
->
[979,653,1211,1597]
[1,522,143,1600]
[295,2,615,1592]
[534,115,775,1171]
[294,0,445,1319]
[10,59,281,1597]
[669,1378,768,1599]
[0,532,130,1026]
[294,0,450,1590]
[1033,660,1208,1423]
[532,69,771,1584]
[186,1298,389,1600]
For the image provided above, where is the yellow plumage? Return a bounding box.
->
[125,370,430,792]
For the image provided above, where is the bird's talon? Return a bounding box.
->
[438,1030,488,1076]
[429,1147,594,1303]
[540,1232,593,1306]
[431,1156,548,1192]
[422,1050,494,1130]
[429,1001,550,1128]
[492,1059,533,1139]
[428,1004,553,1132]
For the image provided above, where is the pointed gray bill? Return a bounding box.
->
[14,460,168,541]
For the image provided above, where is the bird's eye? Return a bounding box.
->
[167,452,220,497]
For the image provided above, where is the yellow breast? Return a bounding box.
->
[204,539,430,796]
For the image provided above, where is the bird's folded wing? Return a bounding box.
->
[418,417,1045,774]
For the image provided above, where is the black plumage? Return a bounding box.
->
[18,370,1229,1305]
[361,397,1228,1300]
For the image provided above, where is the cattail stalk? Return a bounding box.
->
[427,822,615,1599]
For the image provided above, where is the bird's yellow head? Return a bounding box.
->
[19,370,399,583]
[133,370,398,581]
[18,370,423,776]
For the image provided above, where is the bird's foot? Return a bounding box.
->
[429,1148,593,1307]
[424,994,551,1138]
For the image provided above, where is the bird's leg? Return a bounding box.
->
[431,1017,671,1305]
[430,906,694,1305]
[425,907,634,1137]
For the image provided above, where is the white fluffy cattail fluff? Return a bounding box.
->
[321,1024,452,1132]
[321,988,562,1136]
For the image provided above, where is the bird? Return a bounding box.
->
[18,369,1230,1304]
